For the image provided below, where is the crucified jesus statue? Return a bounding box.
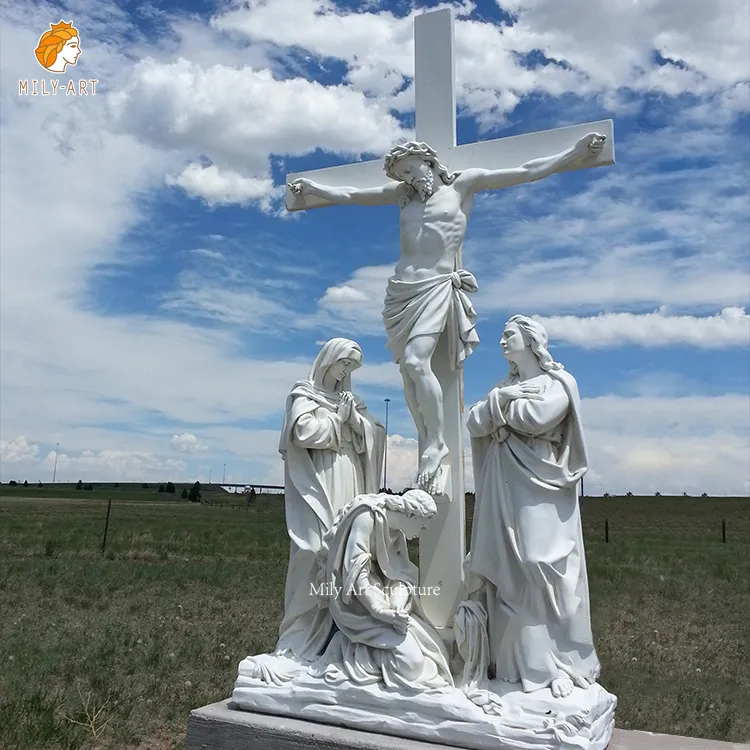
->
[289,133,606,493]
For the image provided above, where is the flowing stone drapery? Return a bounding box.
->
[382,269,479,370]
[312,492,453,691]
[276,339,385,662]
[466,366,600,693]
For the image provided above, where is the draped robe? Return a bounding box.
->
[317,495,453,690]
[382,269,479,368]
[276,345,385,662]
[466,369,600,692]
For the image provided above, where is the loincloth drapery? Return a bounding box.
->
[382,269,479,369]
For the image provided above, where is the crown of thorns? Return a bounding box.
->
[383,141,457,184]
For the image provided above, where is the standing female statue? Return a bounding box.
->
[276,338,385,662]
[465,315,600,699]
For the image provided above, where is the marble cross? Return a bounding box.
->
[285,8,614,637]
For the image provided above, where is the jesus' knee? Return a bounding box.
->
[402,352,431,381]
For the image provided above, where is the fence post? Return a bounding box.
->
[101,498,112,555]
[722,518,726,544]
[605,518,609,544]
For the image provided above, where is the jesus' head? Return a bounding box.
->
[384,141,457,201]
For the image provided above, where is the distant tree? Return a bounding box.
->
[181,488,188,499]
[8,480,17,486]
[76,479,83,490]
[626,491,633,497]
[165,481,175,494]
[141,483,149,489]
[245,486,257,506]
[158,484,165,493]
[23,480,28,487]
[188,481,201,503]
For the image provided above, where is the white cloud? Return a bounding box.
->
[170,432,209,453]
[0,8,320,449]
[382,434,419,491]
[581,395,749,495]
[49,450,187,484]
[0,425,287,485]
[582,394,748,438]
[161,269,295,329]
[168,163,283,212]
[535,307,750,348]
[324,286,371,304]
[108,56,409,205]
[318,264,392,334]
[97,0,748,208]
[469,158,749,315]
[213,0,749,126]
[0,436,40,464]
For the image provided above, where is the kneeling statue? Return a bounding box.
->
[314,489,453,691]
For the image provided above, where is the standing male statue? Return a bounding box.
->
[289,133,605,492]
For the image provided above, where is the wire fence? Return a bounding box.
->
[579,497,750,542]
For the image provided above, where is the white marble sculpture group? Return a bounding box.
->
[231,150,617,749]
[230,10,616,749]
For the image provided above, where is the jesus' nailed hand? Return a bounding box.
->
[289,133,606,495]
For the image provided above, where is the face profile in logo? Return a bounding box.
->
[35,21,81,74]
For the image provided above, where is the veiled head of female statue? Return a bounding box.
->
[309,338,363,392]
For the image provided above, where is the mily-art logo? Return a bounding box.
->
[19,21,98,97]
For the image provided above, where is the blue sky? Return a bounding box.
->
[1,0,748,494]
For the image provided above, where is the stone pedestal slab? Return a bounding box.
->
[186,701,748,750]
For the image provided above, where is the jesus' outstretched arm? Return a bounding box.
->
[288,177,405,207]
[455,133,606,194]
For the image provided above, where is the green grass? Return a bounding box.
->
[1,493,748,749]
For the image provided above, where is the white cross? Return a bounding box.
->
[286,8,614,637]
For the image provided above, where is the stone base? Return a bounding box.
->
[231,654,615,750]
[186,701,750,750]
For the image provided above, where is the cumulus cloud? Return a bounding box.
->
[170,432,209,453]
[318,265,392,334]
[108,56,409,205]
[535,307,750,348]
[0,436,40,464]
[324,286,371,304]
[95,0,749,208]
[168,163,283,212]
[213,0,750,125]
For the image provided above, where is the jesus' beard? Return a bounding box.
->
[411,171,435,201]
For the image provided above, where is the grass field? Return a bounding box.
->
[1,491,748,749]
